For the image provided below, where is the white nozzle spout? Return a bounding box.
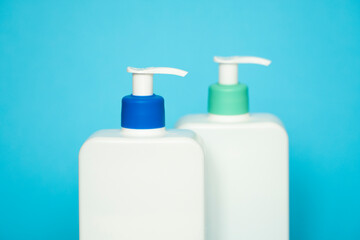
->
[214,56,271,85]
[127,67,188,96]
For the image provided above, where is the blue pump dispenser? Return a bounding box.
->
[121,67,188,129]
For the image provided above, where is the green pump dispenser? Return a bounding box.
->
[208,56,271,115]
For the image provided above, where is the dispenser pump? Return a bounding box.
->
[122,67,188,129]
[208,56,271,115]
[128,67,188,96]
[215,56,271,85]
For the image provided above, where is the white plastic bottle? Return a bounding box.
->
[176,56,289,240]
[79,67,204,240]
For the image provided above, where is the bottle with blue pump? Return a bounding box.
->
[79,67,205,240]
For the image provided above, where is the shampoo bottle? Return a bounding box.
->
[176,56,289,240]
[79,67,204,240]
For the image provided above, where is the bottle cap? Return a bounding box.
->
[208,56,271,115]
[122,67,187,129]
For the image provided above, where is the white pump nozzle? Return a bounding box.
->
[214,56,271,85]
[127,67,188,96]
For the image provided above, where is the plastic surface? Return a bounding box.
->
[214,56,271,85]
[121,94,165,129]
[121,127,166,137]
[176,113,289,240]
[127,67,188,96]
[208,83,248,115]
[208,56,271,115]
[123,67,187,129]
[79,129,205,240]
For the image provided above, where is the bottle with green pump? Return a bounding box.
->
[176,56,289,240]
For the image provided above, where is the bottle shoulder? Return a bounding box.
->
[176,113,287,133]
[79,128,204,155]
[84,128,200,142]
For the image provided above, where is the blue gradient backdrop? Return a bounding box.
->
[1,0,360,239]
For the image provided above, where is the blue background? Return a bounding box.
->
[1,0,360,239]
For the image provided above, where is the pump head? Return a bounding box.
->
[122,67,188,129]
[214,56,271,85]
[127,67,188,96]
[208,56,272,115]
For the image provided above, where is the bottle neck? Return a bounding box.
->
[121,94,165,129]
[208,113,250,122]
[208,83,249,115]
[121,127,166,137]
